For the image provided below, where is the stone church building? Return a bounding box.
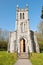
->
[8,5,39,53]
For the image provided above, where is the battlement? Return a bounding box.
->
[16,4,28,12]
[16,4,29,20]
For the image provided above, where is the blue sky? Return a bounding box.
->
[0,0,43,31]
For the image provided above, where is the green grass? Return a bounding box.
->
[30,53,43,65]
[0,51,17,65]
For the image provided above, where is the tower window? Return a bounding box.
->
[20,13,24,19]
[23,13,24,19]
[20,13,22,19]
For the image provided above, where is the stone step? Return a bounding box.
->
[18,53,29,59]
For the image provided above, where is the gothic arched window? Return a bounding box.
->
[20,13,24,19]
[20,13,22,19]
[23,13,24,19]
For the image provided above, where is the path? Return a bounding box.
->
[14,59,32,65]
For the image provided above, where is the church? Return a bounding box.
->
[8,5,39,53]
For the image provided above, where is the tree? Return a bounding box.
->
[38,6,43,34]
[41,6,43,19]
[37,6,43,52]
[0,28,9,51]
[38,21,43,34]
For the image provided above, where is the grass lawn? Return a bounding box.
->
[30,53,43,65]
[0,51,17,65]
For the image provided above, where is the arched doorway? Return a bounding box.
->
[20,38,25,53]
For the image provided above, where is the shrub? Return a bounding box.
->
[0,41,8,51]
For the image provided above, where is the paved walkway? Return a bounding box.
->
[14,59,32,65]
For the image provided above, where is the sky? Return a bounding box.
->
[0,0,43,31]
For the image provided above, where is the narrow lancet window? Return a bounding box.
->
[20,13,22,19]
[23,13,24,19]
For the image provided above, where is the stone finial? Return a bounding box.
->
[16,5,19,11]
[16,5,19,8]
[26,4,28,8]
[26,4,28,11]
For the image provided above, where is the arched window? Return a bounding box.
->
[20,13,22,19]
[20,13,24,19]
[23,13,24,19]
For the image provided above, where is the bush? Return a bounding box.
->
[37,37,43,53]
[0,41,8,51]
[39,44,43,53]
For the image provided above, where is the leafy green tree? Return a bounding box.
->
[38,21,43,34]
[0,28,9,51]
[37,6,43,52]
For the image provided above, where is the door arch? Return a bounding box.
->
[20,38,25,53]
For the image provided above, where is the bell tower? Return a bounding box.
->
[16,4,33,53]
[16,4,29,33]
